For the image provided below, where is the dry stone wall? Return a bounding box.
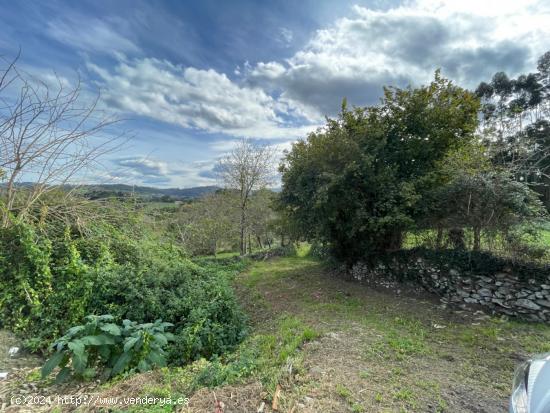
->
[350,251,550,322]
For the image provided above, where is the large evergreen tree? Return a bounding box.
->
[279,73,480,263]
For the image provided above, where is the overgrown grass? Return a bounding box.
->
[115,315,319,412]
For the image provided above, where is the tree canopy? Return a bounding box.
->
[279,73,481,263]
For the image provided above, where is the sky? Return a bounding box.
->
[1,0,549,188]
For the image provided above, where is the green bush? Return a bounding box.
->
[0,220,247,366]
[91,259,247,364]
[41,315,174,382]
[0,223,97,350]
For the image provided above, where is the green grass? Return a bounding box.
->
[112,315,319,413]
[403,223,550,262]
[49,249,550,411]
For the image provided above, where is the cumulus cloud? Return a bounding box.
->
[87,58,319,139]
[114,157,169,177]
[78,0,550,147]
[108,155,222,187]
[248,1,550,117]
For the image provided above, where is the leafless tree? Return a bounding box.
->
[0,53,124,226]
[217,138,275,255]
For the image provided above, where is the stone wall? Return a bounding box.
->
[350,254,550,322]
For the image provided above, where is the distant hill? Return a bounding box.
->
[78,184,220,201]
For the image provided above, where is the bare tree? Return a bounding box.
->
[0,53,124,226]
[217,138,275,255]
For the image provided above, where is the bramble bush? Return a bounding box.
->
[0,219,247,366]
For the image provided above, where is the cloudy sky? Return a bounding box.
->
[1,0,549,187]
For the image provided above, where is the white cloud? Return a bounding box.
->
[88,57,319,139]
[47,15,139,55]
[248,1,550,117]
[279,28,294,46]
[115,157,169,177]
[107,155,221,187]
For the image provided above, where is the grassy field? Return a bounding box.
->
[4,247,550,412]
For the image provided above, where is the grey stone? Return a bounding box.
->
[449,269,459,277]
[478,288,492,297]
[515,299,541,311]
[492,299,512,309]
[536,300,550,308]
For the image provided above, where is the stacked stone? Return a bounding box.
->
[350,257,550,322]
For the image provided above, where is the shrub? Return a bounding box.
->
[91,259,247,365]
[0,223,97,350]
[0,220,247,366]
[41,315,174,382]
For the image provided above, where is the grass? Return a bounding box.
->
[227,251,550,412]
[11,244,550,412]
[403,223,550,263]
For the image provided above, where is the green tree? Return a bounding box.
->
[476,50,550,209]
[279,73,480,263]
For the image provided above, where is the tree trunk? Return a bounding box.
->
[473,226,481,251]
[248,233,252,254]
[256,235,263,249]
[449,228,466,250]
[436,227,444,249]
[239,207,246,255]
[384,230,403,252]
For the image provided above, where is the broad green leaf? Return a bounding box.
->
[153,334,167,346]
[66,325,85,337]
[68,339,85,356]
[55,367,71,384]
[81,334,115,346]
[137,359,150,372]
[98,345,111,360]
[123,336,139,353]
[100,323,121,336]
[111,352,131,376]
[72,351,88,374]
[147,351,166,367]
[41,351,65,378]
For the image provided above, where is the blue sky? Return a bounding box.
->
[1,0,549,187]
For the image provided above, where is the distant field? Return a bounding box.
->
[404,223,550,262]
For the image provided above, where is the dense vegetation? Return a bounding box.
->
[0,209,247,373]
[279,58,550,265]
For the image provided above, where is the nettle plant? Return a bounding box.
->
[41,315,174,383]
